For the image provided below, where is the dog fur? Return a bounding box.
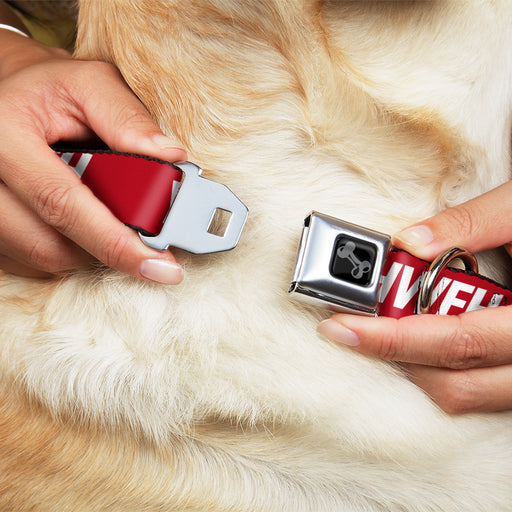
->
[1,1,512,510]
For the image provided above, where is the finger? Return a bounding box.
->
[317,306,512,369]
[0,140,184,284]
[405,363,512,414]
[2,58,186,160]
[58,61,187,162]
[0,59,184,283]
[0,183,93,272]
[0,254,53,279]
[392,180,512,260]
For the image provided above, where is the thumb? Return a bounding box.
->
[392,181,512,260]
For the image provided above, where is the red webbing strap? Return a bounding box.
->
[378,249,512,318]
[54,149,182,236]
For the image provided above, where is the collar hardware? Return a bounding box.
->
[55,148,248,255]
[289,212,391,316]
[289,212,511,318]
[139,161,248,254]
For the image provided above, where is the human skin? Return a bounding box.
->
[319,182,512,414]
[0,11,187,284]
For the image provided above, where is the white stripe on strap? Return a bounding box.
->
[0,24,29,38]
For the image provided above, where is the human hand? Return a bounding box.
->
[0,29,187,282]
[318,180,512,414]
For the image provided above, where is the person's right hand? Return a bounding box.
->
[318,180,512,414]
[0,29,187,283]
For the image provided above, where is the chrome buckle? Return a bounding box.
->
[289,212,391,316]
[140,161,248,254]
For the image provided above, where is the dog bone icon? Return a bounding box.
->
[336,241,372,280]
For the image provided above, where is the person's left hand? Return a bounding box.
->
[0,30,187,282]
[318,181,512,414]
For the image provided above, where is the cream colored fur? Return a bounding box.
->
[1,1,512,510]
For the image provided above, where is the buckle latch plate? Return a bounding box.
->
[289,212,391,316]
[140,161,248,254]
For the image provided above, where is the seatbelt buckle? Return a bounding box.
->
[289,212,391,316]
[139,161,248,254]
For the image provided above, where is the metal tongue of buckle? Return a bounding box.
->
[140,161,248,254]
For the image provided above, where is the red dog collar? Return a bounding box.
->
[377,248,509,317]
[54,148,248,254]
[289,211,512,318]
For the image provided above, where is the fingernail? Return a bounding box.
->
[317,319,360,347]
[139,259,183,285]
[152,134,185,152]
[394,225,434,249]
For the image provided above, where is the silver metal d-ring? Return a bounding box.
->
[418,247,478,314]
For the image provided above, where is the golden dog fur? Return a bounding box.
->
[1,1,512,510]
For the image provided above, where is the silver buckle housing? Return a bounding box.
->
[140,161,248,254]
[289,212,391,316]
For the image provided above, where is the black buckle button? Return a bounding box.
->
[330,236,377,287]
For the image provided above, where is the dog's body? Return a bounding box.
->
[1,1,512,510]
